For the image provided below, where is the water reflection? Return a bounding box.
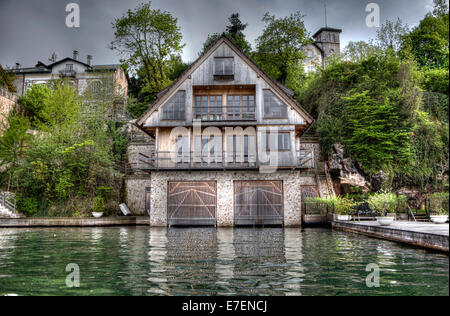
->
[0,227,448,296]
[216,228,235,295]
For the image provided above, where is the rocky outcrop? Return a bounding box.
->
[328,143,370,191]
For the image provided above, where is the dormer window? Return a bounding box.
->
[214,57,234,80]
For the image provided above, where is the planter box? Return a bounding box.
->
[336,215,351,221]
[430,215,448,224]
[376,217,395,226]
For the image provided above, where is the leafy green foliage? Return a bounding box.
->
[254,12,309,90]
[299,46,448,189]
[110,2,184,95]
[19,84,51,126]
[343,91,411,173]
[367,192,407,216]
[16,196,39,215]
[1,80,128,217]
[92,196,105,213]
[0,113,31,190]
[0,64,16,92]
[306,196,355,215]
[200,13,252,55]
[402,10,449,69]
[428,192,449,215]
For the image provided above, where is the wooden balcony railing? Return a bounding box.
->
[194,106,256,121]
[137,149,315,171]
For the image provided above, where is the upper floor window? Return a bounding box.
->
[162,90,185,120]
[215,58,233,75]
[66,64,73,71]
[265,132,290,151]
[195,95,222,121]
[263,90,288,118]
[307,50,313,58]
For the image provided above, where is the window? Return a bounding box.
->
[162,91,185,120]
[307,50,313,58]
[195,95,222,120]
[227,95,255,120]
[194,135,222,164]
[263,90,288,118]
[227,135,256,164]
[265,132,290,151]
[176,136,189,164]
[215,58,233,75]
[66,64,73,71]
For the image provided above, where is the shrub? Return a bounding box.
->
[367,192,400,216]
[428,192,449,215]
[306,196,355,215]
[17,196,39,215]
[92,196,105,213]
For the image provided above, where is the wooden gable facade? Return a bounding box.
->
[135,35,315,172]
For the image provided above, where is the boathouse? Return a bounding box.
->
[126,34,335,227]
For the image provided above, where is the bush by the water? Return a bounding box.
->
[0,81,128,217]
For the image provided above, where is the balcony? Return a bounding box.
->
[194,106,256,122]
[136,149,315,171]
[59,70,77,77]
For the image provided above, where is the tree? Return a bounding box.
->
[433,0,449,17]
[343,91,411,174]
[110,2,184,94]
[226,13,248,37]
[402,4,449,69]
[39,82,80,130]
[254,12,310,89]
[19,84,51,127]
[343,40,380,62]
[376,18,409,52]
[0,113,31,190]
[200,13,252,55]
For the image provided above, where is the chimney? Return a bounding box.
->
[73,50,79,60]
[87,55,92,66]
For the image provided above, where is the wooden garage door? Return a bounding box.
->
[234,181,284,226]
[167,181,217,227]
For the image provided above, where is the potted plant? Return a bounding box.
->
[332,196,354,221]
[368,192,397,226]
[428,192,449,224]
[91,196,105,218]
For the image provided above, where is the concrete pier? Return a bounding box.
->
[333,220,449,252]
[0,216,150,228]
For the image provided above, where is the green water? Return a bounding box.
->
[0,227,448,296]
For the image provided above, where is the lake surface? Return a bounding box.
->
[0,227,448,296]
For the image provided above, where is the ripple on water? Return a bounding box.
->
[0,227,448,296]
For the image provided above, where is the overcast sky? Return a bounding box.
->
[0,0,436,68]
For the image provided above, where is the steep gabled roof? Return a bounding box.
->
[137,35,314,127]
[47,57,92,69]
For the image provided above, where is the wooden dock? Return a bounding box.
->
[333,220,449,252]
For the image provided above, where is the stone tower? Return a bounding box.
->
[312,27,342,66]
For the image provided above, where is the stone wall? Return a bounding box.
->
[149,170,317,227]
[125,176,152,215]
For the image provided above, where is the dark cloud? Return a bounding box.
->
[0,0,434,68]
